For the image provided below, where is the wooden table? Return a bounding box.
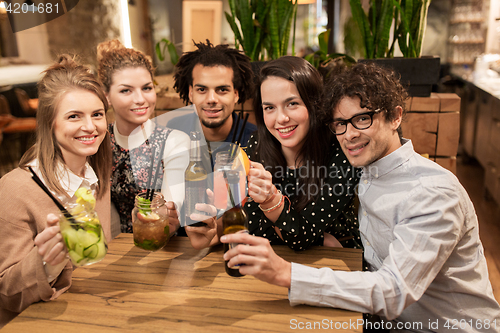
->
[4,234,363,332]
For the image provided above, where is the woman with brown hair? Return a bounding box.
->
[245,56,361,251]
[97,40,215,247]
[97,40,186,234]
[0,55,112,327]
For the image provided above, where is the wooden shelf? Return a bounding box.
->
[449,18,484,24]
[448,40,485,45]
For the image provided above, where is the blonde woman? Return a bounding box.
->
[0,55,112,327]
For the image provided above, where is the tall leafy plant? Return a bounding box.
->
[225,0,297,61]
[264,0,298,60]
[304,30,356,78]
[394,0,431,58]
[349,0,432,59]
[225,0,269,61]
[349,0,394,59]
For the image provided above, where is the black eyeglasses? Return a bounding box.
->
[330,109,382,135]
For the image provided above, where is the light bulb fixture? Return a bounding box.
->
[0,1,7,13]
[120,0,132,48]
[297,0,317,4]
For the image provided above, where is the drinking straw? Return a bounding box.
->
[227,112,238,143]
[145,144,156,200]
[235,112,249,146]
[149,137,167,201]
[238,110,244,139]
[28,167,77,223]
[222,170,236,208]
[230,112,250,158]
[230,112,241,144]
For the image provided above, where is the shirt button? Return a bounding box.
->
[366,241,371,246]
[363,180,368,184]
[363,211,367,216]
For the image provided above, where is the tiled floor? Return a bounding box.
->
[456,156,500,302]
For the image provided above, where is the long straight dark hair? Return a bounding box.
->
[252,56,331,210]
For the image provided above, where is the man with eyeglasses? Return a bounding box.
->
[221,62,500,331]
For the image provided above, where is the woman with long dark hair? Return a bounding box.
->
[245,56,360,250]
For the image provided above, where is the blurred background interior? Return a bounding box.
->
[0,0,499,301]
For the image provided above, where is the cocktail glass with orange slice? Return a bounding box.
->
[213,146,250,210]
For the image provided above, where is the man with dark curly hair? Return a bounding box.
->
[168,39,256,151]
[221,62,500,331]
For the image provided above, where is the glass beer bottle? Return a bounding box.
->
[213,151,232,210]
[222,170,248,277]
[185,131,208,227]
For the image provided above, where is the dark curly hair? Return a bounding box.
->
[173,40,254,105]
[97,39,154,93]
[322,62,408,135]
[253,56,330,211]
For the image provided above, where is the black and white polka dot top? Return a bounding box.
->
[244,133,362,251]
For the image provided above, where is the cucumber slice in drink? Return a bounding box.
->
[64,188,108,266]
[77,257,88,265]
[68,250,83,263]
[95,237,107,260]
[74,242,84,258]
[62,228,79,250]
[83,244,98,259]
[76,229,98,249]
[83,221,100,234]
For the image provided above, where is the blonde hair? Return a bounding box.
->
[97,39,155,92]
[19,54,111,199]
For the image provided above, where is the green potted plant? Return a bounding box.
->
[225,0,298,62]
[349,0,439,97]
[155,38,180,65]
[394,0,431,58]
[304,29,356,79]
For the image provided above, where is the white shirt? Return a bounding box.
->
[289,140,500,332]
[113,119,190,211]
[30,159,99,201]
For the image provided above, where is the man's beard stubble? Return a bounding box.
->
[201,112,232,129]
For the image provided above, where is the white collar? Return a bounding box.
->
[30,159,99,199]
[113,119,154,150]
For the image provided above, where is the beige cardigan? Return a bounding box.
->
[0,167,110,327]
